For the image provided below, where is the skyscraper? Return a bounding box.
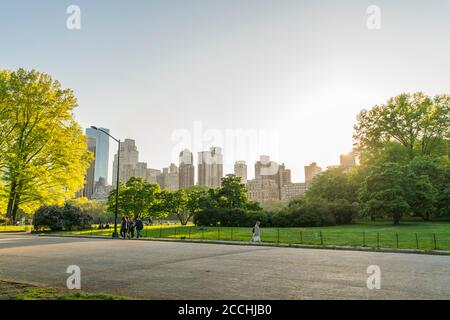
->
[340,151,357,169]
[234,161,247,184]
[158,164,179,191]
[198,147,223,188]
[83,136,97,199]
[179,149,195,189]
[85,127,110,184]
[112,139,139,184]
[304,162,322,184]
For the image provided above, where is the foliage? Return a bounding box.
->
[68,198,112,223]
[33,203,93,231]
[0,69,93,222]
[107,177,160,220]
[354,92,450,158]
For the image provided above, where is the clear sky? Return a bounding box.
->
[1,0,449,184]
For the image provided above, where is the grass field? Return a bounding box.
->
[0,225,29,233]
[61,220,450,251]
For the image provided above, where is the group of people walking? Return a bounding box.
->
[120,216,144,239]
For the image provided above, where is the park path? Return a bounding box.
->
[1,234,450,299]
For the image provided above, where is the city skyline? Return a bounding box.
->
[2,0,449,183]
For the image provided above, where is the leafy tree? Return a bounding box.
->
[304,167,358,203]
[354,92,450,158]
[214,174,260,210]
[0,69,93,222]
[406,174,437,221]
[33,203,93,231]
[68,198,112,223]
[359,162,410,224]
[156,189,189,225]
[107,177,160,220]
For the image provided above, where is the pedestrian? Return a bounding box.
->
[135,217,144,239]
[120,217,128,240]
[251,220,262,243]
[128,218,135,239]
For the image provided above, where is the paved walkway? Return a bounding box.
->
[1,234,449,299]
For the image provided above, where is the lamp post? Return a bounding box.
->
[91,126,120,238]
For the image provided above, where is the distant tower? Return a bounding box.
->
[112,139,139,184]
[304,162,322,184]
[198,147,223,188]
[179,149,195,189]
[85,127,110,184]
[83,136,97,199]
[340,151,357,169]
[234,161,247,184]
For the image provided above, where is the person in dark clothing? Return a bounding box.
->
[135,218,144,239]
[128,219,135,239]
[120,217,128,239]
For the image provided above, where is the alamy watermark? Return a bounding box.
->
[366,265,381,290]
[66,265,81,290]
[366,5,381,30]
[66,5,81,30]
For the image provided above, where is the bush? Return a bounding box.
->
[33,203,93,231]
[193,199,357,228]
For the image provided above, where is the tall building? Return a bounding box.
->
[112,139,139,184]
[179,149,195,189]
[304,162,322,184]
[85,127,110,183]
[246,179,280,205]
[158,164,179,191]
[234,161,247,184]
[340,151,357,169]
[255,155,279,180]
[280,183,307,201]
[198,147,223,188]
[83,136,97,199]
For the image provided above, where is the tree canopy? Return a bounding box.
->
[0,69,93,222]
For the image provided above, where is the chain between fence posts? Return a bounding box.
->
[319,231,324,245]
[433,233,437,250]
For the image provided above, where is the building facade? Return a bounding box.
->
[86,127,110,183]
[304,162,322,184]
[179,149,195,189]
[198,147,223,188]
[234,161,247,184]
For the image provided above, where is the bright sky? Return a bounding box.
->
[1,0,449,184]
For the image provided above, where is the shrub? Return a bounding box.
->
[33,203,93,231]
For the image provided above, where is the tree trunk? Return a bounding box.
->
[393,214,401,225]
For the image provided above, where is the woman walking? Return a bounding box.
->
[120,216,128,240]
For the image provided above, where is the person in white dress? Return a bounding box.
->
[251,221,262,243]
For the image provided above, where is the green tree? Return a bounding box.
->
[214,174,259,210]
[0,69,93,222]
[359,162,410,224]
[68,198,112,224]
[155,189,189,225]
[107,177,160,220]
[354,92,450,158]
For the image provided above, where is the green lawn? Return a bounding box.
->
[0,225,29,233]
[61,220,450,251]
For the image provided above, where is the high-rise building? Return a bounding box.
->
[246,179,280,205]
[198,147,223,188]
[234,161,247,184]
[280,183,307,201]
[179,149,195,189]
[158,164,179,191]
[304,162,322,184]
[255,155,279,180]
[340,151,357,169]
[86,127,110,183]
[83,136,97,199]
[112,139,139,184]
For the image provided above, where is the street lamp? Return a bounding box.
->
[91,126,121,238]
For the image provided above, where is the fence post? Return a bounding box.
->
[218,227,220,240]
[319,231,324,245]
[231,228,233,241]
[362,232,366,247]
[188,226,192,239]
[145,227,148,238]
[202,229,205,240]
[174,227,177,237]
[396,233,399,249]
[415,233,419,249]
[159,226,162,238]
[433,233,437,250]
[377,232,380,249]
[277,228,280,244]
[299,231,303,244]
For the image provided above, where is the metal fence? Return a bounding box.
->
[52,225,450,251]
